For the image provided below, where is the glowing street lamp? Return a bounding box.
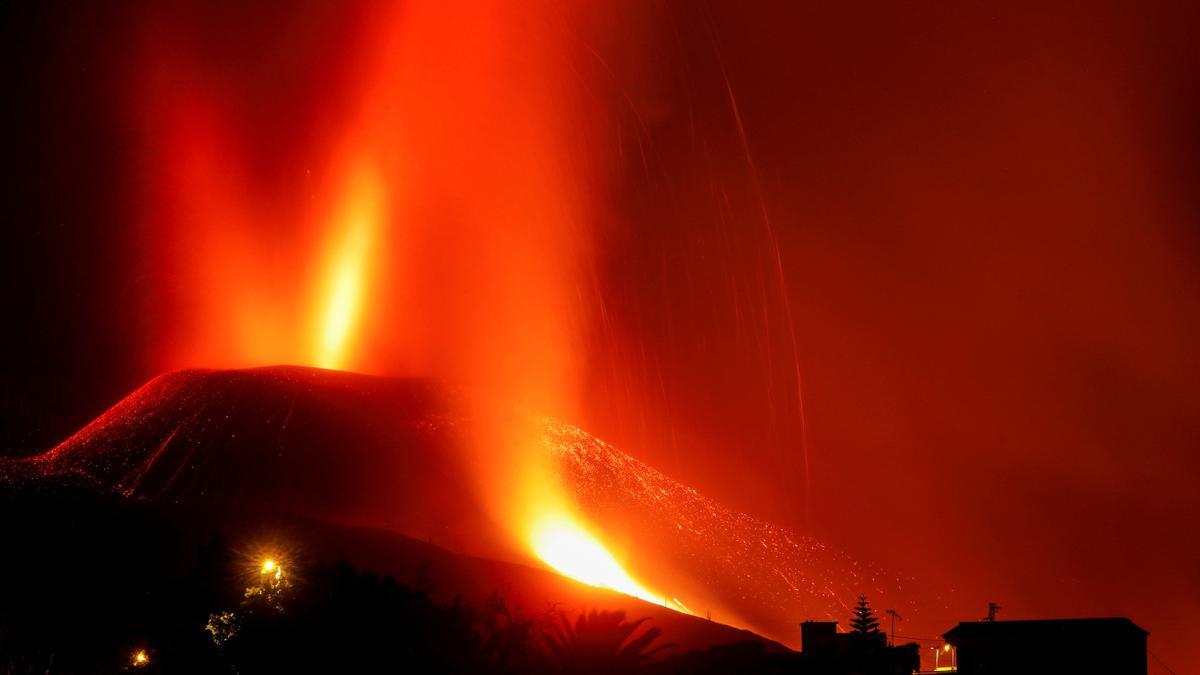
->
[131,649,149,667]
[933,643,956,671]
[260,558,283,582]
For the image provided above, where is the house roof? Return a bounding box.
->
[944,618,1148,643]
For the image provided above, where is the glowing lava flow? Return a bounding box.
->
[531,514,680,611]
[315,166,382,370]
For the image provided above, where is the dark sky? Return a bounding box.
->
[3,1,1199,670]
[2,2,137,450]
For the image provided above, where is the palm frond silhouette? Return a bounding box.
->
[544,609,673,675]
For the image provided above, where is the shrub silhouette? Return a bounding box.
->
[545,609,674,675]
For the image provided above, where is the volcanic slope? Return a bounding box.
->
[14,366,926,647]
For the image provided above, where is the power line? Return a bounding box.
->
[892,634,946,643]
[1149,649,1177,675]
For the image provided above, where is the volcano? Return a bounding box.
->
[7,366,924,648]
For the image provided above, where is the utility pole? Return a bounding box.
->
[884,609,902,646]
[984,602,1002,622]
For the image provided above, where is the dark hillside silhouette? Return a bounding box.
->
[0,482,773,673]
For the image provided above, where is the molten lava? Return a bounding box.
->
[531,514,673,610]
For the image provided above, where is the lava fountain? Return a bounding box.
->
[133,0,674,612]
[313,163,382,371]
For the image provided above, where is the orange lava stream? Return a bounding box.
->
[531,514,676,610]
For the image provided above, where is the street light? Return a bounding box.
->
[933,643,956,671]
[933,644,955,670]
[261,558,283,582]
[131,649,149,667]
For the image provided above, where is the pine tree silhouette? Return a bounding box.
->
[849,595,883,642]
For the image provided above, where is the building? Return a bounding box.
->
[801,621,854,660]
[801,621,918,675]
[943,617,1147,675]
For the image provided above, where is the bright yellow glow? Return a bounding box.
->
[260,558,283,581]
[531,515,674,609]
[944,644,952,652]
[315,165,382,370]
[132,650,149,666]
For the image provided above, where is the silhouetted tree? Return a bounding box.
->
[850,595,883,647]
[478,593,553,674]
[544,609,673,675]
[221,559,487,674]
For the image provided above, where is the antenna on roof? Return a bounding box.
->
[885,609,902,646]
[984,602,1002,622]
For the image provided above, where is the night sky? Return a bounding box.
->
[3,1,1199,670]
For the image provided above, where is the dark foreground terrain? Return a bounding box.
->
[0,477,798,673]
